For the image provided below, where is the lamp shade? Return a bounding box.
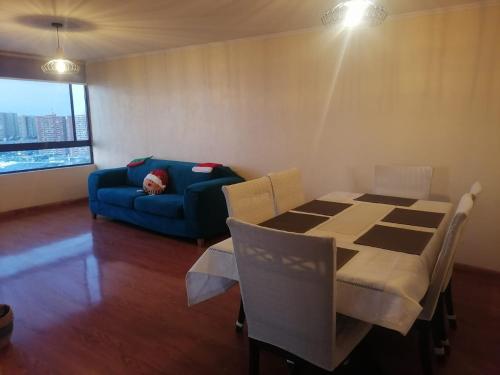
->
[41,23,80,74]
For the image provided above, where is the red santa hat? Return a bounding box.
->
[192,162,222,173]
[145,169,168,189]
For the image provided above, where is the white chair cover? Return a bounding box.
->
[420,193,474,320]
[268,168,306,214]
[469,181,483,200]
[227,218,371,371]
[222,177,275,224]
[374,165,433,199]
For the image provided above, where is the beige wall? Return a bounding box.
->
[0,165,96,213]
[87,4,500,271]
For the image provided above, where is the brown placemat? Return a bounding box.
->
[259,212,329,233]
[337,248,358,269]
[293,200,352,217]
[354,225,433,255]
[382,208,445,228]
[354,193,417,207]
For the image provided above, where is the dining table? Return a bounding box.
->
[185,191,453,335]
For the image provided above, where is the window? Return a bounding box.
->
[0,78,93,174]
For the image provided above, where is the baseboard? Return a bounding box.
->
[0,198,88,219]
[455,262,500,278]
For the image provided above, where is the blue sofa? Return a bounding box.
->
[88,159,244,242]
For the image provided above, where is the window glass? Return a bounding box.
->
[71,84,89,141]
[0,79,73,143]
[0,78,92,173]
[0,147,91,174]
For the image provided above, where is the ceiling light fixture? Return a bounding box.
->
[321,0,387,28]
[41,22,80,74]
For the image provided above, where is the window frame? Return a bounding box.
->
[0,80,94,174]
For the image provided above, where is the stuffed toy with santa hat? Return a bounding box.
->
[142,169,168,195]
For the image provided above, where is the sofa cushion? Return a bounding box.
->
[97,186,144,208]
[134,194,184,219]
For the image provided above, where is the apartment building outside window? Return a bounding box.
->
[0,78,93,174]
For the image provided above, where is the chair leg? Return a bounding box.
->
[249,338,260,375]
[285,358,310,375]
[418,321,434,375]
[445,280,457,329]
[432,296,447,356]
[236,298,246,332]
[285,360,299,375]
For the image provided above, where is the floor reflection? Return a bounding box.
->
[85,255,102,305]
[1,233,92,278]
[0,232,102,307]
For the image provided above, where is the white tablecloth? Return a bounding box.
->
[186,192,452,335]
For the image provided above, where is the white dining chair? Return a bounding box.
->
[227,217,372,374]
[268,168,306,214]
[211,177,276,262]
[442,181,482,330]
[374,165,433,200]
[222,176,276,224]
[417,193,474,373]
[221,177,277,331]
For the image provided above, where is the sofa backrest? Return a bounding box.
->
[127,159,235,193]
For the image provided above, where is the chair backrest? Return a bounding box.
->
[420,193,474,320]
[227,217,337,371]
[222,177,275,224]
[442,184,481,288]
[374,165,433,200]
[268,168,306,214]
[469,181,483,200]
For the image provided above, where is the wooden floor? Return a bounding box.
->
[0,201,499,375]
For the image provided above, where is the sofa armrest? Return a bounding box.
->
[88,167,128,201]
[184,176,244,237]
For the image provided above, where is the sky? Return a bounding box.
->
[0,78,87,116]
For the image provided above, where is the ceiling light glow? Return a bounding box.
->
[343,1,370,28]
[56,59,67,73]
[321,1,387,29]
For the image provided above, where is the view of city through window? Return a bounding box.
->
[0,78,92,174]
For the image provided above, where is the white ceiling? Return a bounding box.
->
[0,0,488,61]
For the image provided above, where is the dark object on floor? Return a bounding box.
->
[0,304,13,350]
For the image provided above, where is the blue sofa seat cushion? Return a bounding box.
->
[134,194,184,219]
[97,186,144,209]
